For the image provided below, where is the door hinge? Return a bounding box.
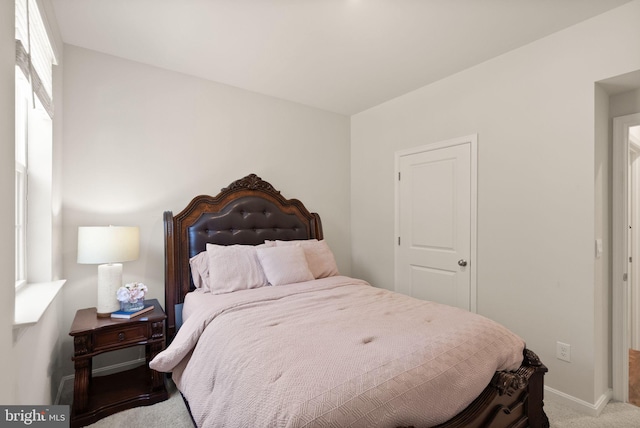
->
[624,273,628,281]
[398,236,401,245]
[398,172,401,181]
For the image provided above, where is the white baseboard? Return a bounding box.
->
[54,358,147,405]
[545,386,613,417]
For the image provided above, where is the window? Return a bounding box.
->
[15,76,28,288]
[15,0,56,288]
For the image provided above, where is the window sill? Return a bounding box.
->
[14,280,66,327]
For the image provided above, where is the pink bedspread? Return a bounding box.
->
[150,276,524,428]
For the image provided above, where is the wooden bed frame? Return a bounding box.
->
[163,173,549,428]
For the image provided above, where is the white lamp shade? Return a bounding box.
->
[77,226,139,264]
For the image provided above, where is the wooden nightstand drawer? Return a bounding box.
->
[94,324,147,350]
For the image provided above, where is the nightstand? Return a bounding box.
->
[69,298,169,428]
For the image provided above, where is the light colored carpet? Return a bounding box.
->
[545,399,640,427]
[84,380,194,428]
[87,394,640,427]
[67,378,640,427]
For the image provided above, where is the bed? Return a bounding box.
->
[151,173,549,428]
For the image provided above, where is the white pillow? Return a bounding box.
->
[206,244,269,294]
[256,245,314,286]
[189,251,209,290]
[275,239,339,279]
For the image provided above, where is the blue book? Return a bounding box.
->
[110,304,154,319]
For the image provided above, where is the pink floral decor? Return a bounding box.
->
[116,282,147,312]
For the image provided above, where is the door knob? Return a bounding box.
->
[458,259,468,267]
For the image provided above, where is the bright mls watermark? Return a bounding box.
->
[0,406,69,427]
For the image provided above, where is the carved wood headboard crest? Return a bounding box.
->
[163,173,323,339]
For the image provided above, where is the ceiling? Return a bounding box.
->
[50,0,633,115]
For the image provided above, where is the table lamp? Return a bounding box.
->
[77,226,140,317]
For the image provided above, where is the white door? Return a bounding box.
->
[395,136,476,311]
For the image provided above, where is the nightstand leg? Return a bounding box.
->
[148,342,165,390]
[148,320,166,390]
[73,357,91,413]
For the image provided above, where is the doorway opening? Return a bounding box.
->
[613,114,640,404]
[628,125,640,406]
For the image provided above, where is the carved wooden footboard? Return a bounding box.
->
[397,349,549,428]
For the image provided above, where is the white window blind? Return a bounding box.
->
[15,0,56,118]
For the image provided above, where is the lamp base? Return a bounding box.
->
[96,312,112,318]
[97,263,123,315]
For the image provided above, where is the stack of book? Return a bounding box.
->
[110,304,154,319]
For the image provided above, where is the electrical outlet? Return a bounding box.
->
[557,341,571,362]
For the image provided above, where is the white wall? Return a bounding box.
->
[60,45,351,375]
[610,88,640,118]
[594,82,611,404]
[351,0,640,406]
[14,297,65,404]
[0,0,18,405]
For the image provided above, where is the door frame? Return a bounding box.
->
[612,113,640,402]
[394,134,478,312]
[630,141,640,351]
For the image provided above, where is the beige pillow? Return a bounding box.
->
[275,239,339,279]
[206,244,269,294]
[256,245,314,286]
[189,251,209,290]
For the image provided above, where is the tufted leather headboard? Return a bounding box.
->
[164,174,322,339]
